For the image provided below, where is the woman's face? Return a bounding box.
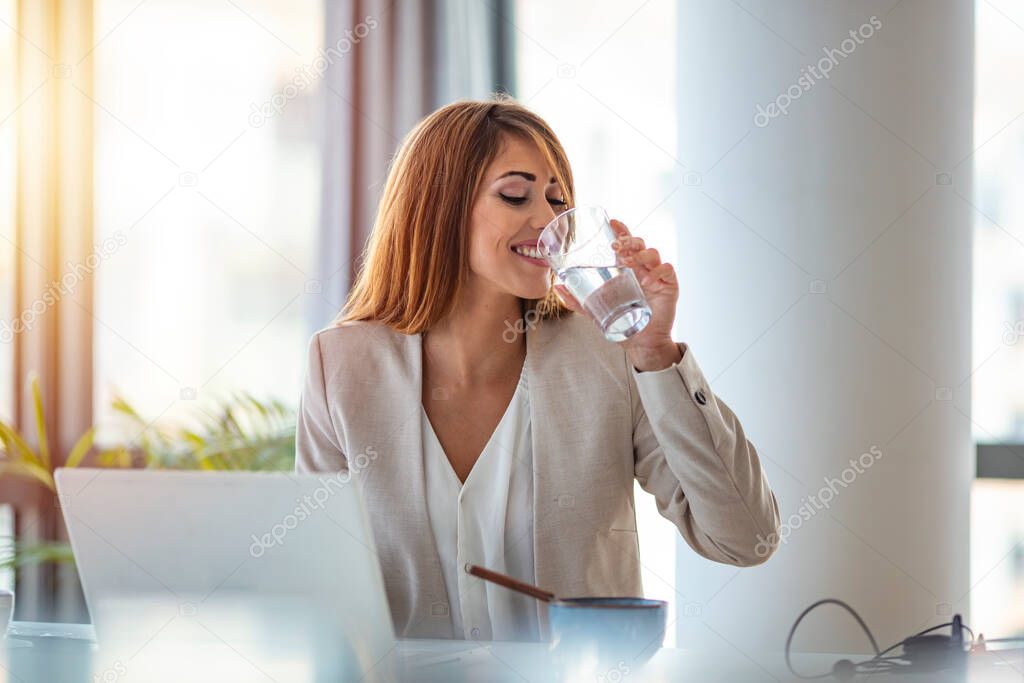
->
[467,134,568,302]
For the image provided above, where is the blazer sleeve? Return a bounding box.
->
[295,332,348,474]
[631,342,781,566]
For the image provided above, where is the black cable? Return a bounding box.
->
[873,620,975,659]
[855,656,907,673]
[785,600,977,680]
[785,599,882,679]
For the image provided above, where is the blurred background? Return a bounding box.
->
[0,0,1021,658]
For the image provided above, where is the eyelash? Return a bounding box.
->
[500,193,567,208]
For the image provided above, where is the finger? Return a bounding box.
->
[609,219,631,239]
[554,284,585,314]
[613,235,646,259]
[631,247,662,268]
[640,262,676,289]
[621,247,659,275]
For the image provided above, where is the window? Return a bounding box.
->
[90,0,324,441]
[0,4,13,573]
[970,0,1024,639]
[0,0,15,423]
[515,0,680,645]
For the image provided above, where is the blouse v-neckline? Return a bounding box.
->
[418,352,537,641]
[420,358,528,487]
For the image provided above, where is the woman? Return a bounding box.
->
[296,96,780,643]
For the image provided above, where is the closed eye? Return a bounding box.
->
[499,193,527,206]
[500,193,568,207]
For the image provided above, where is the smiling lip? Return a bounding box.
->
[510,241,548,267]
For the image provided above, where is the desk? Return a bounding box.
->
[2,621,1022,682]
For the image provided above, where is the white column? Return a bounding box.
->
[674,0,974,657]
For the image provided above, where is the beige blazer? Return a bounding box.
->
[295,312,781,640]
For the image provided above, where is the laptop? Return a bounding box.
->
[56,468,401,682]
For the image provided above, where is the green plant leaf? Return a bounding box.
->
[64,426,96,468]
[0,537,75,569]
[97,448,129,467]
[0,419,41,466]
[30,374,51,471]
[0,460,55,490]
[110,394,147,425]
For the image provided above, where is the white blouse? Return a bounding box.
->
[421,360,539,642]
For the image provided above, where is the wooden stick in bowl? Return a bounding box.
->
[464,564,556,603]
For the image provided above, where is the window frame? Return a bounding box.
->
[977,444,1024,479]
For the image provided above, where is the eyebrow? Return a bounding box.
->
[497,170,557,184]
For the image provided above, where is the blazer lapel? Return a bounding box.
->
[355,327,451,637]
[404,331,453,635]
[527,315,570,639]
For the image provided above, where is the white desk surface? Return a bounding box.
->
[3,621,1022,682]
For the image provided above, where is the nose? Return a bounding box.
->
[533,202,560,233]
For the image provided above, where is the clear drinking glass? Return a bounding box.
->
[538,205,652,342]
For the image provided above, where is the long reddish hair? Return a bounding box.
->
[337,95,575,334]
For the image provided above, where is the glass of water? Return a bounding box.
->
[538,205,652,342]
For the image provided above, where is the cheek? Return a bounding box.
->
[468,204,512,270]
[468,237,498,276]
